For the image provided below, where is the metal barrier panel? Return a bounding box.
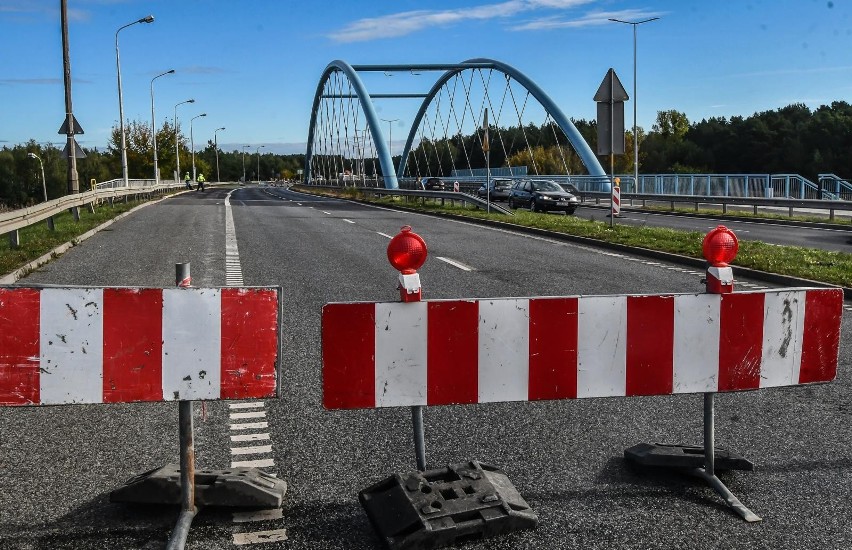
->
[322,288,843,409]
[0,286,280,406]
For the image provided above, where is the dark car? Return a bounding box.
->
[477,178,513,201]
[559,182,581,195]
[423,177,446,191]
[508,179,579,214]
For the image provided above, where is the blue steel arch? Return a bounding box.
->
[305,60,399,189]
[397,58,609,190]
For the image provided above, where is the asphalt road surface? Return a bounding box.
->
[1,185,849,549]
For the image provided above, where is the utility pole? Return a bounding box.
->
[60,0,79,194]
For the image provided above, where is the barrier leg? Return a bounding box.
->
[166,400,198,549]
[412,405,426,471]
[691,393,762,523]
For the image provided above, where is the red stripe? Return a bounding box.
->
[221,288,279,399]
[718,292,765,391]
[626,295,674,396]
[799,289,843,383]
[322,303,375,409]
[528,298,578,400]
[427,301,478,405]
[102,289,163,403]
[0,288,40,406]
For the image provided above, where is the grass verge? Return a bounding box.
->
[1,199,148,276]
[297,186,852,288]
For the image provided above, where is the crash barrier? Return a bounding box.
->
[0,279,286,549]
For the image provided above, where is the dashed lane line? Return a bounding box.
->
[342,218,356,224]
[436,256,474,272]
[224,192,284,545]
[377,232,393,239]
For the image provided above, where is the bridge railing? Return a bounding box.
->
[818,174,852,201]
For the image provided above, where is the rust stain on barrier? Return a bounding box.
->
[199,370,207,379]
[66,304,78,320]
[778,298,794,358]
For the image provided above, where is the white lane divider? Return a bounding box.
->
[220,207,285,545]
[436,256,474,272]
[377,232,393,239]
[342,218,355,224]
[322,211,332,215]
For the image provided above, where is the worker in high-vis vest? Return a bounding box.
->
[197,173,206,192]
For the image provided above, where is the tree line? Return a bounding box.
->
[3,101,851,208]
[0,120,304,209]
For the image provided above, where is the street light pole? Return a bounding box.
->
[150,69,174,186]
[242,145,250,183]
[115,15,154,187]
[256,145,266,183]
[174,99,195,182]
[214,127,225,183]
[610,16,658,193]
[190,113,207,183]
[27,153,48,202]
[380,118,399,175]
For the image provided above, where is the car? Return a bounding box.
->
[559,182,581,195]
[477,178,513,201]
[508,179,579,214]
[423,177,446,191]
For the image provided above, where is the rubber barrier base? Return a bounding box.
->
[359,460,536,550]
[110,464,287,508]
[624,442,754,471]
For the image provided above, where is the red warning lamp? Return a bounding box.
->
[387,226,428,274]
[702,225,738,267]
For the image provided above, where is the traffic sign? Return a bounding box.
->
[595,68,628,156]
[58,114,84,135]
[62,138,87,159]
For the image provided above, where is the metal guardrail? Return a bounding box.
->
[294,184,514,215]
[2,181,186,246]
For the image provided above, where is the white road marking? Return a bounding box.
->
[230,421,268,430]
[230,411,266,420]
[231,433,271,443]
[231,444,273,456]
[232,509,283,523]
[436,256,474,271]
[224,191,245,286]
[342,218,355,224]
[231,457,275,468]
[377,232,393,239]
[228,402,265,409]
[233,529,288,545]
[322,211,332,215]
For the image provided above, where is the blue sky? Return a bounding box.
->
[1,0,850,155]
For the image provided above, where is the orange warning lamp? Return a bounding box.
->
[702,225,738,267]
[387,226,427,275]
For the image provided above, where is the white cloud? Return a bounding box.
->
[511,8,665,30]
[329,0,594,43]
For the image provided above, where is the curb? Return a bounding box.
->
[292,187,852,301]
[0,195,176,285]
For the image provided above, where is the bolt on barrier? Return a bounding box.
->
[322,226,844,546]
[0,264,286,549]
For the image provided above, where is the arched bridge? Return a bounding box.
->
[305,59,609,191]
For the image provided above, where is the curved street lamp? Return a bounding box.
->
[150,69,174,185]
[115,15,154,187]
[214,127,226,183]
[241,145,250,183]
[27,152,48,202]
[609,16,659,192]
[174,98,194,182]
[190,113,207,183]
[256,145,266,183]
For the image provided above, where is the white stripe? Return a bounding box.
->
[231,457,275,468]
[229,401,265,409]
[230,421,268,430]
[377,232,393,239]
[231,444,273,455]
[436,256,474,271]
[375,302,428,406]
[230,410,266,420]
[322,211,332,215]
[224,191,244,287]
[232,508,283,523]
[39,288,104,405]
[233,529,288,545]
[673,294,720,393]
[161,289,221,400]
[577,296,627,398]
[760,290,806,387]
[231,433,270,442]
[478,299,529,403]
[342,218,355,224]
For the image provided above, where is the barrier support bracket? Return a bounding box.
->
[624,392,762,523]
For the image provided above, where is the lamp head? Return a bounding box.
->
[167,69,175,74]
[140,15,154,23]
[27,152,36,159]
[188,99,195,103]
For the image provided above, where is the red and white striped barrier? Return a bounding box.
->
[323,288,843,409]
[0,286,280,406]
[611,185,621,217]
